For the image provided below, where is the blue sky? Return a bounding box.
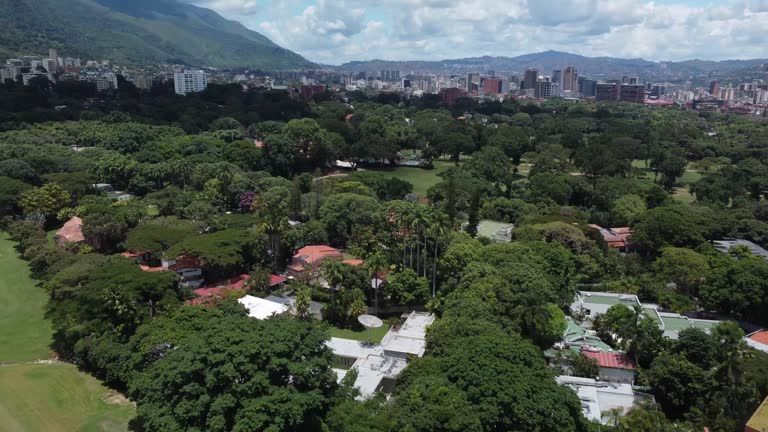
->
[185,0,768,64]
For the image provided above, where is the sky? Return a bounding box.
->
[183,0,768,65]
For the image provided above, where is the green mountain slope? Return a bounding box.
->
[0,0,314,70]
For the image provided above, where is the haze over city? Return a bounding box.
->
[183,0,768,64]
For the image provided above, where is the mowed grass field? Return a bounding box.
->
[0,233,135,432]
[329,324,391,343]
[0,363,135,432]
[368,160,456,196]
[0,233,52,362]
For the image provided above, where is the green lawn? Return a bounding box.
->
[0,233,52,362]
[0,233,135,431]
[368,160,456,196]
[329,324,390,343]
[0,363,135,432]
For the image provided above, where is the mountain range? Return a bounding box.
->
[0,0,314,70]
[336,51,768,81]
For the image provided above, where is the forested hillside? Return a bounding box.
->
[0,0,313,69]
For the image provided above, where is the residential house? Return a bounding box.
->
[713,239,768,260]
[745,330,768,354]
[162,254,204,288]
[328,311,435,399]
[556,376,654,425]
[286,245,343,281]
[580,347,637,383]
[589,225,632,251]
[476,220,514,243]
[54,217,85,247]
[238,295,290,320]
[186,274,287,306]
[572,291,721,340]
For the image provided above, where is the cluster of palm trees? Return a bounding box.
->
[388,202,453,298]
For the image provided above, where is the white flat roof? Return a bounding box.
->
[353,355,408,400]
[238,295,289,320]
[557,376,645,425]
[326,337,383,359]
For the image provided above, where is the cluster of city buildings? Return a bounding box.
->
[0,47,212,96]
[4,48,767,117]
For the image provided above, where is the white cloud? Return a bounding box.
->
[184,0,768,64]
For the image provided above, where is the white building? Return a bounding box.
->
[238,295,289,320]
[0,67,14,82]
[556,376,653,425]
[174,70,208,95]
[42,58,57,73]
[328,311,435,399]
[95,73,118,91]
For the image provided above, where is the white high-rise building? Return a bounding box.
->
[49,49,59,67]
[42,58,57,73]
[174,70,208,95]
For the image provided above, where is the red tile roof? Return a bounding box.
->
[749,330,768,346]
[139,265,166,273]
[55,217,85,244]
[269,274,287,286]
[581,348,636,370]
[342,259,365,266]
[293,245,342,264]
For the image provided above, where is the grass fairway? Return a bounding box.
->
[0,363,135,432]
[0,233,52,362]
[0,233,135,431]
[329,324,391,343]
[369,160,456,196]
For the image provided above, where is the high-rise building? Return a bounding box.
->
[300,84,325,101]
[440,87,468,107]
[523,69,539,90]
[380,70,400,82]
[595,83,645,103]
[133,76,153,90]
[42,58,57,73]
[709,80,719,96]
[95,73,119,91]
[0,68,14,83]
[535,78,554,98]
[596,83,621,101]
[580,79,597,97]
[500,79,510,95]
[562,66,578,92]
[622,76,639,85]
[551,70,562,88]
[174,70,208,95]
[48,49,59,67]
[482,78,502,96]
[467,73,481,91]
[620,84,645,103]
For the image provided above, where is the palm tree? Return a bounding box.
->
[364,252,387,316]
[321,259,345,291]
[427,210,451,297]
[262,213,289,268]
[410,206,430,277]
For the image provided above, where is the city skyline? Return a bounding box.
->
[182,0,768,65]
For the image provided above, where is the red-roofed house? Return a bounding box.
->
[746,330,768,354]
[55,217,85,247]
[342,259,365,266]
[287,245,343,281]
[589,224,632,251]
[187,273,287,305]
[581,347,636,383]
